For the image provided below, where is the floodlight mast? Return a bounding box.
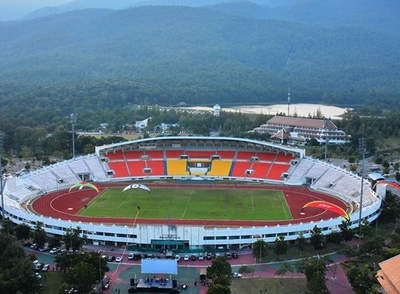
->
[70,113,77,158]
[0,133,4,222]
[358,137,366,232]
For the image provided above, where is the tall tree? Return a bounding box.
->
[65,261,98,293]
[252,239,268,262]
[304,257,329,294]
[64,226,86,252]
[310,226,325,250]
[274,235,288,257]
[0,233,41,294]
[32,221,46,248]
[206,256,232,293]
[14,223,31,241]
[339,220,354,241]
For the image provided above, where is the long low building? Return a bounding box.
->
[253,116,351,144]
[2,136,380,250]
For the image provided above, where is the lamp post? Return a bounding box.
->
[358,137,366,232]
[70,113,77,158]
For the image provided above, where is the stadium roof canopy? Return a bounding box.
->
[95,136,305,158]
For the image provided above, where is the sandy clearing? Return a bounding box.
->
[177,103,351,120]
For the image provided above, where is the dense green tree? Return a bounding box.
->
[339,220,354,242]
[347,264,379,294]
[274,235,288,257]
[14,223,31,241]
[326,231,342,245]
[252,239,268,262]
[296,232,307,252]
[304,257,329,294]
[359,237,384,257]
[206,256,232,291]
[0,218,13,235]
[358,219,373,239]
[65,261,98,293]
[0,234,42,294]
[207,283,230,294]
[380,191,400,221]
[32,221,46,249]
[64,226,86,252]
[47,235,63,249]
[310,226,325,250]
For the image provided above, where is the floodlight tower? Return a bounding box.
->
[323,119,329,162]
[70,113,77,158]
[287,88,291,116]
[358,136,366,231]
[0,132,4,222]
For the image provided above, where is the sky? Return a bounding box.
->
[0,0,71,21]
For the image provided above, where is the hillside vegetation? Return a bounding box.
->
[0,3,399,113]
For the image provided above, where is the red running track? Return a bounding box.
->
[31,183,348,227]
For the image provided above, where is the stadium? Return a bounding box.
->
[2,136,382,250]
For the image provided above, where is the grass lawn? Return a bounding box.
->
[79,187,292,221]
[40,271,65,294]
[231,277,307,294]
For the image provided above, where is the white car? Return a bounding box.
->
[49,248,59,254]
[232,272,242,278]
[116,256,123,262]
[128,253,134,260]
[42,264,50,272]
[183,255,189,261]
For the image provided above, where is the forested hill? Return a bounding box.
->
[0,4,400,116]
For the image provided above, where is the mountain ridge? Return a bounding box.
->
[0,3,399,113]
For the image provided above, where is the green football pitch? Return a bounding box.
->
[79,187,293,221]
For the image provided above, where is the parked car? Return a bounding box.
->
[232,272,242,278]
[49,248,59,254]
[116,256,123,262]
[42,264,50,272]
[34,263,43,271]
[128,253,134,260]
[225,253,232,260]
[190,255,197,261]
[107,256,115,262]
[198,253,204,260]
[133,253,142,261]
[232,252,238,259]
[175,255,181,262]
[183,255,189,261]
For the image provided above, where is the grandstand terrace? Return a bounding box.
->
[1,137,382,249]
[99,137,300,181]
